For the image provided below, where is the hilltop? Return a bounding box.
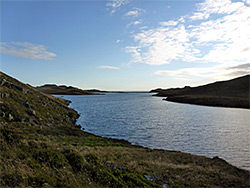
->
[36,84,95,95]
[0,72,249,187]
[151,75,250,109]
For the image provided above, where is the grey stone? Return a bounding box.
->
[8,114,14,121]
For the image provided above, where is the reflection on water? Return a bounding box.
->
[61,93,250,170]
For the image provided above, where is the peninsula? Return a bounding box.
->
[151,75,250,109]
[1,71,249,187]
[36,84,95,95]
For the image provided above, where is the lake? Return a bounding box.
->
[60,93,250,170]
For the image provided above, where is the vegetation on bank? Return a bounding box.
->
[151,75,250,109]
[1,71,249,187]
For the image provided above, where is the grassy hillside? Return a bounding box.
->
[36,84,95,95]
[1,72,249,187]
[151,75,250,109]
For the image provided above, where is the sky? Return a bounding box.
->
[1,0,250,91]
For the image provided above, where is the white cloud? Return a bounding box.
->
[126,25,198,65]
[0,42,56,60]
[127,20,143,27]
[190,12,210,20]
[196,0,245,16]
[139,26,148,30]
[125,46,143,63]
[159,20,178,26]
[98,65,120,70]
[155,62,250,80]
[116,39,123,43]
[132,20,142,25]
[244,0,250,5]
[125,7,145,17]
[125,0,250,79]
[106,0,130,14]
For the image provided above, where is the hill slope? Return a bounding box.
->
[1,72,249,187]
[151,75,250,108]
[36,84,94,95]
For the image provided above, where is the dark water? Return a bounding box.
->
[60,93,250,170]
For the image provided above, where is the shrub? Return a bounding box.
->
[63,149,85,172]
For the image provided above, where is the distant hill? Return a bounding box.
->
[36,84,95,95]
[151,75,250,109]
[86,89,108,93]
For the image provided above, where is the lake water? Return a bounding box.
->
[60,93,250,170]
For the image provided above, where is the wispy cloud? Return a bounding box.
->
[116,39,123,43]
[106,0,130,14]
[125,7,145,18]
[0,42,56,60]
[127,20,143,28]
[98,65,120,70]
[155,62,250,81]
[159,20,178,26]
[125,0,250,79]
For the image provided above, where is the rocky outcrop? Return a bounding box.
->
[0,72,80,127]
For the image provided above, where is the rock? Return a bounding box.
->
[102,162,126,172]
[24,102,30,108]
[1,111,5,117]
[75,124,82,129]
[22,88,29,94]
[27,110,36,116]
[143,174,155,181]
[0,93,10,98]
[21,118,32,123]
[8,114,14,121]
[0,78,6,86]
[45,123,51,127]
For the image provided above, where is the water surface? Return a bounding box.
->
[60,93,250,170]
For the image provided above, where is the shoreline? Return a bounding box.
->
[69,101,249,172]
[160,96,250,110]
[163,96,250,109]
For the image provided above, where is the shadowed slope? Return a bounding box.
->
[151,75,250,108]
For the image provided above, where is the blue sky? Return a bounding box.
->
[1,0,250,91]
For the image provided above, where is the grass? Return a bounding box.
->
[1,71,250,187]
